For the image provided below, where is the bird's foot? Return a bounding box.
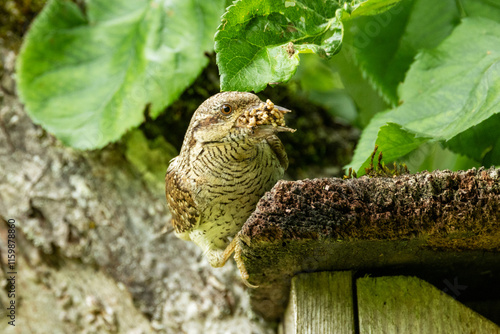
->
[220,235,258,288]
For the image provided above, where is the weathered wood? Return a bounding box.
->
[241,170,500,320]
[357,276,500,333]
[282,271,355,334]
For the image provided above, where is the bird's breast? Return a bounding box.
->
[189,137,283,222]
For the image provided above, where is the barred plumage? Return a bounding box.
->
[165,92,293,286]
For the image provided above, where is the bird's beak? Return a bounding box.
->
[252,124,295,138]
[274,105,291,114]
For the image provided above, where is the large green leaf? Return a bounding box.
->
[215,0,346,92]
[215,0,406,93]
[343,0,461,105]
[461,0,500,21]
[16,0,225,149]
[348,17,500,173]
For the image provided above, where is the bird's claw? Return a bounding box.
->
[221,235,259,288]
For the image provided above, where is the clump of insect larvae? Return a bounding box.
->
[239,99,289,128]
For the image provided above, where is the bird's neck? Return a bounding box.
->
[195,136,264,163]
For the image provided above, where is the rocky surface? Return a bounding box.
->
[0,46,274,333]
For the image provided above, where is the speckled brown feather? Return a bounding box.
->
[165,157,199,234]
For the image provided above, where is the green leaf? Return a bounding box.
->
[343,0,461,104]
[328,47,389,128]
[461,0,500,22]
[347,0,401,17]
[347,17,500,173]
[347,108,399,171]
[374,123,430,164]
[445,113,500,167]
[403,142,478,173]
[293,53,358,122]
[16,0,225,149]
[215,0,347,92]
[215,0,407,92]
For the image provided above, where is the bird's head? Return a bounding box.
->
[185,91,294,145]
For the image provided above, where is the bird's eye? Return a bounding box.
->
[220,104,233,115]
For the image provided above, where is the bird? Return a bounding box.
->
[165,91,294,287]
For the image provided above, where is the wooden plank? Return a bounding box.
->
[357,276,500,333]
[282,271,355,334]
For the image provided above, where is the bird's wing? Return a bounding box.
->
[165,158,200,233]
[266,135,289,170]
